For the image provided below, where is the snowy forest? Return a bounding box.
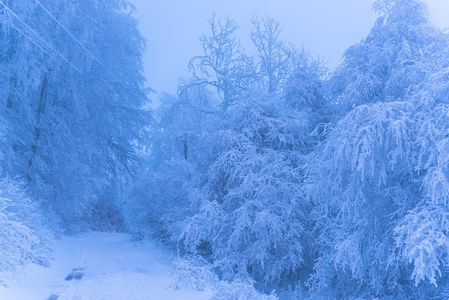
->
[2,0,449,299]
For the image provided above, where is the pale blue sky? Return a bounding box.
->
[130,0,449,96]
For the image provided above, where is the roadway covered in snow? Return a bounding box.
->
[0,232,211,300]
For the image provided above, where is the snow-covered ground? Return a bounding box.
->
[0,232,212,300]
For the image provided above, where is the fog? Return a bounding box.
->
[3,1,449,298]
[130,0,449,96]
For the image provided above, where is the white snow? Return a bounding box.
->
[0,232,212,300]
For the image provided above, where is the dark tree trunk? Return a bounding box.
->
[28,74,49,171]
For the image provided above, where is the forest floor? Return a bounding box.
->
[0,232,212,300]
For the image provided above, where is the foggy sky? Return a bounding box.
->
[130,0,449,97]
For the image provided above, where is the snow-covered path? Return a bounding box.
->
[0,232,212,300]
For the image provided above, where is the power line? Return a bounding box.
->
[8,21,55,59]
[35,0,121,82]
[0,0,83,74]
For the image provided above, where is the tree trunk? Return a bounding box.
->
[28,74,49,172]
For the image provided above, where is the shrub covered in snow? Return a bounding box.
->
[171,255,278,299]
[0,178,53,281]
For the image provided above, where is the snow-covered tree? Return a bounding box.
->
[178,93,311,283]
[0,0,149,231]
[250,16,292,94]
[186,15,254,111]
[306,1,449,297]
[393,41,449,293]
[306,101,420,297]
[330,0,444,114]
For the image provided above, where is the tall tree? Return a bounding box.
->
[306,0,449,298]
[250,16,292,94]
[330,0,443,114]
[186,14,253,111]
[0,0,149,231]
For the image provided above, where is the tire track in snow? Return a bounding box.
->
[1,233,212,300]
[49,244,91,300]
